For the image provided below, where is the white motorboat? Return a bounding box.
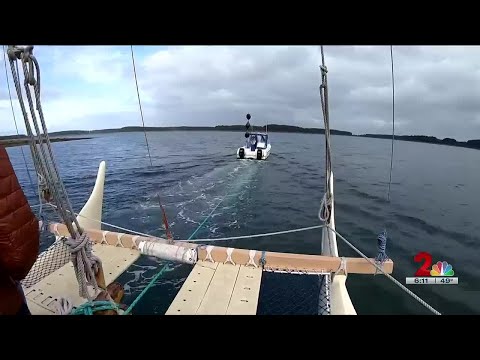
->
[236,113,271,160]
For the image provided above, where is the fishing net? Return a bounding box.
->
[21,237,71,288]
[256,271,331,315]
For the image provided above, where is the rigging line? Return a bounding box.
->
[188,224,325,242]
[319,45,335,255]
[130,45,172,241]
[330,225,440,315]
[387,45,395,203]
[319,45,332,179]
[43,202,156,239]
[2,46,35,192]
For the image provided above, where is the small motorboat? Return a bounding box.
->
[236,114,271,160]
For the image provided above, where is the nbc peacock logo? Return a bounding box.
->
[406,251,459,285]
[430,261,454,277]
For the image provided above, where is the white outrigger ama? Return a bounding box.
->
[236,113,271,160]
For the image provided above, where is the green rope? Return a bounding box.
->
[121,197,224,314]
[71,300,120,315]
[122,264,172,315]
[188,198,225,240]
[122,189,232,313]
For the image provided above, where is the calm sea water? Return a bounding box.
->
[6,131,480,315]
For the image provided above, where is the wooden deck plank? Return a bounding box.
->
[196,262,240,315]
[226,265,262,315]
[25,244,140,315]
[165,261,217,315]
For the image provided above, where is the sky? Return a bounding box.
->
[2,45,480,141]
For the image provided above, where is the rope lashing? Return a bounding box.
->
[375,230,389,264]
[260,250,266,267]
[374,230,389,275]
[71,301,120,315]
[318,192,332,222]
[55,297,73,315]
[64,233,101,299]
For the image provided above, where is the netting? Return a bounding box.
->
[21,237,71,288]
[256,270,331,315]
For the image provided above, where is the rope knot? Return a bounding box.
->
[64,233,101,299]
[71,300,120,316]
[375,229,389,265]
[65,232,90,254]
[318,192,332,222]
[16,46,36,86]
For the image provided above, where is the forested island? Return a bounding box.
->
[1,124,479,150]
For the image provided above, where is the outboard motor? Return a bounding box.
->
[256,149,263,160]
[239,148,245,159]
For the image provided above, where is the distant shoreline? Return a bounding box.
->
[1,124,479,150]
[0,137,92,148]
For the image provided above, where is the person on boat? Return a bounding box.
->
[249,134,258,151]
[0,145,39,315]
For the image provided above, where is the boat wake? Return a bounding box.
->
[138,160,262,241]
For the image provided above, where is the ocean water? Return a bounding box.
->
[6,131,480,315]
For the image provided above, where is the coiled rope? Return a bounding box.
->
[64,233,102,299]
[2,46,35,192]
[3,46,47,230]
[7,45,100,299]
[71,301,120,315]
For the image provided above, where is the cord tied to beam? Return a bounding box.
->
[64,232,102,299]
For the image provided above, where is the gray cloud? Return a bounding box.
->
[3,46,480,141]
[134,45,480,140]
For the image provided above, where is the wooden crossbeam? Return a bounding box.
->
[49,223,394,275]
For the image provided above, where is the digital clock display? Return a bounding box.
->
[405,277,458,285]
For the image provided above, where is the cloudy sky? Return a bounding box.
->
[2,45,480,141]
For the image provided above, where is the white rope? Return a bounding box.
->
[44,203,157,239]
[318,192,331,222]
[204,245,214,262]
[335,257,347,277]
[55,297,73,315]
[246,250,258,268]
[224,247,235,265]
[187,225,325,243]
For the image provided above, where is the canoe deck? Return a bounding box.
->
[24,244,140,315]
[166,260,263,315]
